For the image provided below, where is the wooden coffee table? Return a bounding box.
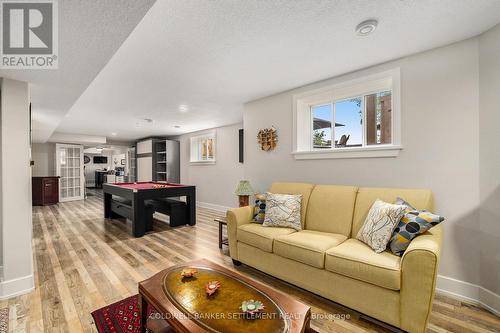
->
[138,259,310,333]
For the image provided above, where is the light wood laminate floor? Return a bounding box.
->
[1,191,499,333]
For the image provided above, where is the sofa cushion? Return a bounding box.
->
[269,182,315,228]
[389,197,445,256]
[325,239,401,290]
[252,194,266,223]
[352,187,434,237]
[274,230,347,268]
[305,185,358,236]
[356,200,406,253]
[237,223,296,253]
[263,192,302,230]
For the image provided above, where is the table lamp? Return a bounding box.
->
[235,180,254,207]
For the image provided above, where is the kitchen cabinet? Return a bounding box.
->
[105,175,125,183]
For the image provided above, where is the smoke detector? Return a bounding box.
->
[356,19,378,36]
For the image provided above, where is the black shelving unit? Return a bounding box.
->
[136,137,179,183]
[154,140,167,182]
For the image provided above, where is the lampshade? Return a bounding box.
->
[235,180,254,196]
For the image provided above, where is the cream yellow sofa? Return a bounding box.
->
[226,182,442,333]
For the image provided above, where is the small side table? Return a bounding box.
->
[214,217,228,249]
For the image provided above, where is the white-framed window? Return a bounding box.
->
[190,131,216,164]
[292,68,402,159]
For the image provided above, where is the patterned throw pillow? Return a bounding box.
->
[356,200,406,253]
[253,194,266,224]
[389,198,445,256]
[262,192,302,231]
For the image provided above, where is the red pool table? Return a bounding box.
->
[102,182,196,237]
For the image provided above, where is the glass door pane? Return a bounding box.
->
[57,144,83,201]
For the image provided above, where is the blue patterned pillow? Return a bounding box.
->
[253,194,266,224]
[389,198,444,256]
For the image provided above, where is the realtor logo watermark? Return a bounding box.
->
[0,0,58,69]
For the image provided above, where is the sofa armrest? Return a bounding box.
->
[226,206,254,260]
[400,224,443,333]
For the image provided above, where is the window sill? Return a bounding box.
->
[189,160,216,165]
[292,145,403,160]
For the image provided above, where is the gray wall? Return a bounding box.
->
[479,24,500,295]
[176,123,244,209]
[31,143,56,176]
[244,38,483,292]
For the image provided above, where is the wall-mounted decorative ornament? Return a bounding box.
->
[257,126,278,151]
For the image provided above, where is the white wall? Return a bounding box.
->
[176,123,244,210]
[479,24,500,298]
[244,38,488,304]
[31,143,56,176]
[0,78,34,298]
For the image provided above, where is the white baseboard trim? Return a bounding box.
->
[437,275,480,302]
[0,274,34,300]
[197,201,232,213]
[479,287,500,317]
[437,275,500,316]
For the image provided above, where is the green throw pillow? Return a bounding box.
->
[389,197,444,256]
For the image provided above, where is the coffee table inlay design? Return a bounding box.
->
[138,259,310,333]
[163,266,288,332]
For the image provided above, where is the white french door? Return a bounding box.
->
[56,143,84,202]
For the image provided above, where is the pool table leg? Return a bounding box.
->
[187,189,196,226]
[104,192,112,218]
[132,196,146,237]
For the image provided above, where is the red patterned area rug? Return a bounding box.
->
[92,294,318,333]
[92,295,157,333]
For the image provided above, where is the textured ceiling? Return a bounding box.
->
[0,0,156,142]
[4,0,500,142]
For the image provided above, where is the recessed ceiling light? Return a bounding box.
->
[356,19,378,36]
[179,105,189,112]
[135,118,154,127]
[111,132,117,136]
